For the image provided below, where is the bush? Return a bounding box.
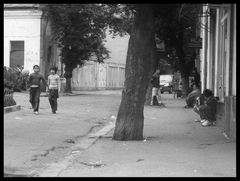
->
[4,66,29,107]
[4,66,29,92]
[4,88,16,107]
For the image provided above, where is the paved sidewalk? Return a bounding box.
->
[4,91,236,177]
[57,96,236,177]
[4,90,121,176]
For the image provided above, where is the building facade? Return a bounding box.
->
[4,4,128,91]
[4,4,59,79]
[200,4,236,140]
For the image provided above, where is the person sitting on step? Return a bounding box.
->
[193,89,217,127]
[184,84,201,108]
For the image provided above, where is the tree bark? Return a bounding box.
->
[145,82,153,105]
[64,67,73,93]
[113,5,156,141]
[65,77,72,93]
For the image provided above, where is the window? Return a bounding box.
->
[10,41,24,68]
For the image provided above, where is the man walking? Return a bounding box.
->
[151,69,161,106]
[173,70,182,99]
[27,65,47,115]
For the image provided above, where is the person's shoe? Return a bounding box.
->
[34,111,39,115]
[200,119,206,123]
[194,119,200,122]
[212,121,216,126]
[52,111,56,114]
[202,120,211,126]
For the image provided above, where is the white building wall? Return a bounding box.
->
[4,10,42,73]
[104,31,130,65]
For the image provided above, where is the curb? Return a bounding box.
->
[222,132,230,140]
[88,121,115,138]
[4,105,21,114]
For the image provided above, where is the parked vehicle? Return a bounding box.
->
[160,74,173,94]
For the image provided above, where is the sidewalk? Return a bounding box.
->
[4,90,121,176]
[56,96,236,177]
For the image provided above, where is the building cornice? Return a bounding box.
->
[4,9,42,19]
[4,4,39,9]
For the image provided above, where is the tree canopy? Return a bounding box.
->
[42,4,132,92]
[155,4,202,76]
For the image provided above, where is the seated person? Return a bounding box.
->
[193,89,217,126]
[184,84,201,108]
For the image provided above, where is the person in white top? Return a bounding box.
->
[46,67,61,114]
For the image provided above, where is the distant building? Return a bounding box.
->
[4,4,60,79]
[199,4,236,140]
[4,4,129,91]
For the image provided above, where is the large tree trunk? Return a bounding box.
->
[64,66,73,93]
[113,5,156,141]
[181,76,189,98]
[145,82,153,105]
[65,77,72,93]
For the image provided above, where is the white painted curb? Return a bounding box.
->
[88,122,115,138]
[4,105,21,113]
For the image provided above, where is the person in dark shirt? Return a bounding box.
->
[150,69,161,105]
[27,65,47,115]
[173,70,182,99]
[184,84,201,108]
[193,89,217,126]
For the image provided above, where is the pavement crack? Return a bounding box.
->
[199,141,232,146]
[32,146,68,160]
[78,161,106,168]
[73,123,103,141]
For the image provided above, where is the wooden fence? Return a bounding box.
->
[71,62,125,90]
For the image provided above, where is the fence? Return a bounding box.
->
[71,62,125,91]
